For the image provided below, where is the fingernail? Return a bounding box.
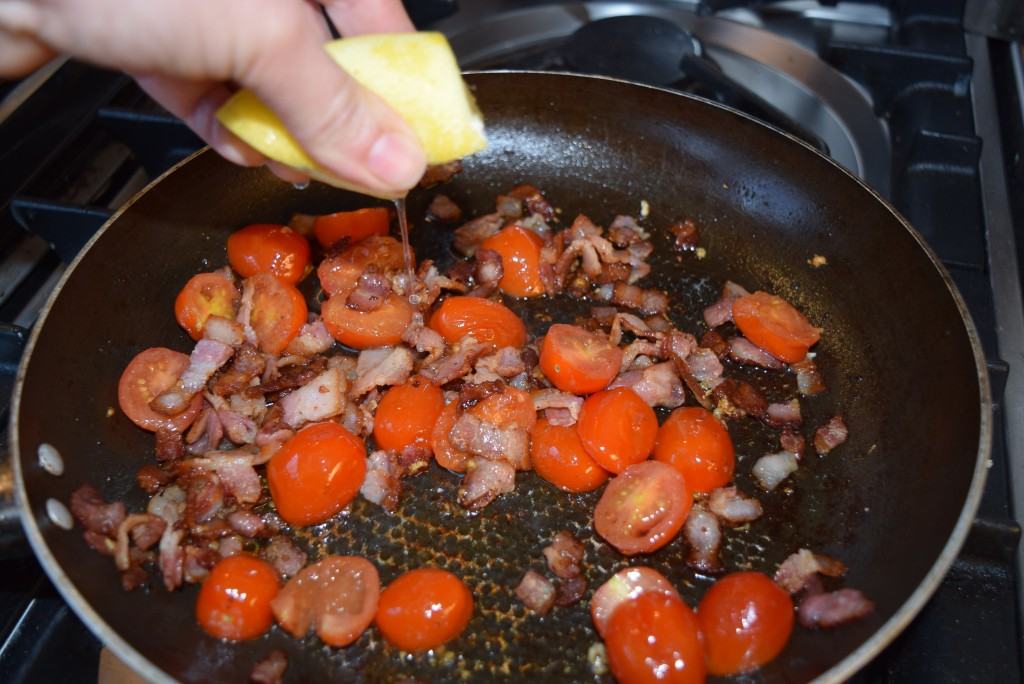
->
[367,132,426,191]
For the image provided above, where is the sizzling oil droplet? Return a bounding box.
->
[393,196,414,292]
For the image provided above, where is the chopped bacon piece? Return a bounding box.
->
[684,504,722,573]
[419,336,490,385]
[350,347,413,397]
[136,464,173,494]
[419,160,462,187]
[775,548,848,593]
[509,183,555,221]
[218,409,258,444]
[496,194,523,220]
[203,315,245,347]
[515,570,556,615]
[792,356,826,396]
[70,484,126,537]
[752,451,799,491]
[475,346,525,379]
[151,339,234,415]
[532,389,584,425]
[555,575,588,607]
[186,406,224,455]
[183,471,225,525]
[251,650,288,684]
[284,318,334,356]
[129,515,166,551]
[700,330,729,359]
[766,399,802,427]
[798,589,875,629]
[427,194,462,223]
[183,545,219,584]
[257,356,327,394]
[402,313,446,363]
[261,535,307,579]
[611,283,669,316]
[155,429,184,462]
[543,531,585,579]
[360,449,402,512]
[728,337,784,369]
[195,452,262,505]
[227,509,266,537]
[280,367,346,428]
[218,534,244,558]
[115,514,163,571]
[608,362,685,409]
[345,272,391,313]
[669,218,699,251]
[702,281,750,328]
[453,213,504,257]
[158,526,185,591]
[212,344,265,396]
[708,486,763,525]
[713,378,767,419]
[121,566,149,592]
[457,458,516,510]
[687,349,725,392]
[458,381,505,410]
[607,215,645,247]
[780,427,806,457]
[468,248,503,298]
[814,416,849,455]
[449,413,529,470]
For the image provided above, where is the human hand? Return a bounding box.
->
[0,0,427,196]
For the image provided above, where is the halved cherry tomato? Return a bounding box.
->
[576,387,657,474]
[117,347,202,433]
[248,272,307,355]
[376,567,473,651]
[174,272,239,340]
[267,422,367,526]
[321,291,413,349]
[606,592,706,684]
[594,461,691,555]
[227,223,310,285]
[196,555,279,641]
[531,419,609,492]
[432,402,467,473]
[314,207,391,248]
[428,296,526,349]
[271,555,379,647]
[540,323,623,394]
[318,235,407,297]
[432,387,536,473]
[373,377,445,453]
[479,225,545,297]
[697,571,794,675]
[732,291,821,363]
[591,566,681,638]
[653,406,735,493]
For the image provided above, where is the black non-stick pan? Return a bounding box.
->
[10,72,990,682]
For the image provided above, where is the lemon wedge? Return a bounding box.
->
[215,32,486,196]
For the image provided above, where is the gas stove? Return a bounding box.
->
[1,1,1022,681]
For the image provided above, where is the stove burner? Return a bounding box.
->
[561,15,700,86]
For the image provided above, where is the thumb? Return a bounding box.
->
[240,23,426,196]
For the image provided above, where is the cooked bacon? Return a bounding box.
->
[607,215,646,247]
[347,272,391,312]
[458,381,504,409]
[593,261,633,284]
[155,428,185,461]
[775,548,848,593]
[458,458,516,509]
[610,283,669,316]
[543,531,585,579]
[708,486,763,525]
[509,184,555,221]
[147,484,186,525]
[183,471,225,525]
[218,534,244,558]
[531,389,583,425]
[469,248,504,298]
[136,464,172,494]
[608,362,685,409]
[255,405,294,447]
[185,406,225,454]
[449,413,529,470]
[419,336,490,385]
[158,526,185,591]
[236,277,258,347]
[686,348,725,391]
[700,330,729,359]
[151,339,234,415]
[453,213,504,257]
[203,315,244,347]
[814,416,848,455]
[115,514,163,571]
[360,449,402,512]
[351,346,414,397]
[475,346,526,379]
[398,443,431,476]
[402,313,447,363]
[261,535,307,579]
[780,427,806,457]
[752,451,799,491]
[218,409,258,444]
[669,218,699,251]
[83,530,116,555]
[251,650,288,684]
[798,589,875,629]
[419,160,462,187]
[413,261,468,309]
[619,339,662,371]
[495,194,523,220]
[608,311,658,346]
[195,452,262,505]
[703,281,750,328]
[515,569,556,615]
[70,484,125,537]
[684,504,722,573]
[728,337,784,369]
[256,356,327,394]
[121,566,149,592]
[280,367,346,428]
[183,545,219,584]
[227,509,266,537]
[284,319,334,356]
[713,378,767,419]
[792,356,826,395]
[555,575,588,607]
[766,399,802,427]
[427,194,462,223]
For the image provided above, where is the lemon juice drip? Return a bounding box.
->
[393,197,414,291]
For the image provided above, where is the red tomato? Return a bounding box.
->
[314,207,391,248]
[267,422,367,526]
[227,223,310,285]
[431,402,467,473]
[653,407,735,493]
[576,388,657,474]
[531,419,609,492]
[431,388,536,473]
[174,272,239,340]
[540,324,623,395]
[732,291,821,363]
[594,461,691,555]
[376,568,473,651]
[698,571,794,675]
[271,555,379,647]
[317,235,407,297]
[606,592,706,684]
[591,566,681,638]
[196,555,279,641]
[479,225,545,297]
[428,296,526,349]
[373,377,445,452]
[321,291,413,349]
[117,347,202,433]
[248,273,307,355]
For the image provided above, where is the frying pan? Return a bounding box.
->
[10,72,989,682]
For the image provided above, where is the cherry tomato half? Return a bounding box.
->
[431,387,536,473]
[531,418,609,493]
[267,422,367,526]
[196,555,279,641]
[540,323,623,395]
[317,235,407,297]
[376,568,473,651]
[432,402,467,473]
[732,291,821,364]
[428,296,527,349]
[321,291,413,350]
[606,592,706,684]
[314,207,391,248]
[174,271,239,341]
[576,387,657,474]
[373,377,445,453]
[594,461,691,555]
[117,347,202,433]
[697,571,794,675]
[227,223,310,285]
[653,406,735,493]
[479,225,545,297]
[248,272,307,355]
[591,566,682,638]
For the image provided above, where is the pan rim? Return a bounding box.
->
[10,70,991,683]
